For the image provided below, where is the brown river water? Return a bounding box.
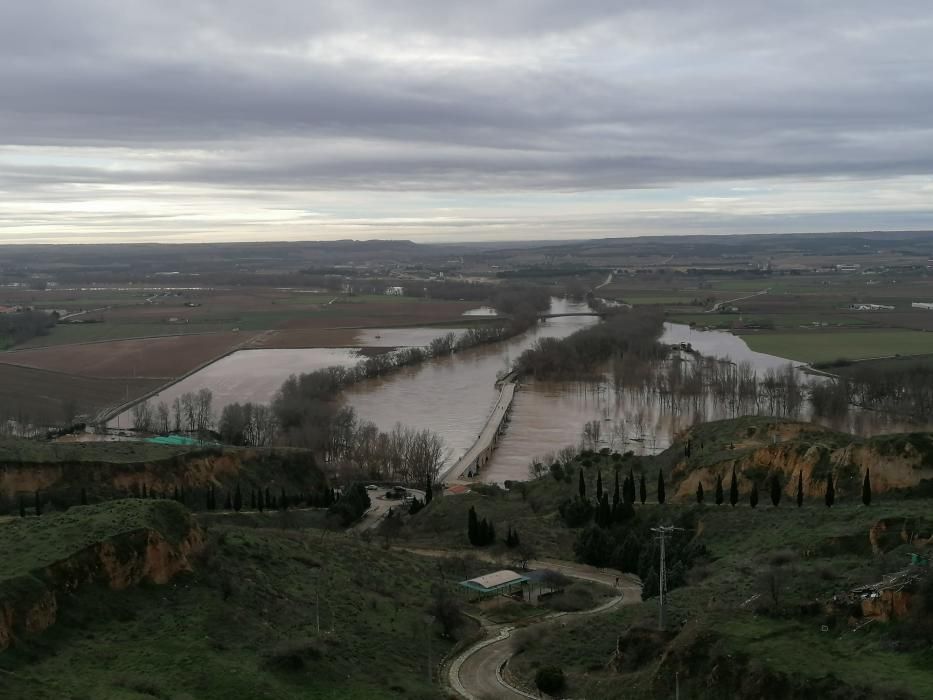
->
[111,300,929,483]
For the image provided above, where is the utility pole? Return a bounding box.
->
[650,525,683,630]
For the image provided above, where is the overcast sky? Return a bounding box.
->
[2,1,933,244]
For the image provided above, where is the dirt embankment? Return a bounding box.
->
[669,420,933,500]
[613,625,915,700]
[0,446,325,509]
[0,514,203,650]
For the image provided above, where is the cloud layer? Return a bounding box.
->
[2,1,933,242]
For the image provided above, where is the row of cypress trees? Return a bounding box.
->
[694,467,873,507]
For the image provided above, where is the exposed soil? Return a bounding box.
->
[1,332,253,378]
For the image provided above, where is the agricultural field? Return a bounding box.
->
[2,332,254,378]
[6,287,477,350]
[0,363,161,424]
[741,329,933,364]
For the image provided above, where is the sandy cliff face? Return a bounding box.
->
[671,428,933,500]
[0,522,203,650]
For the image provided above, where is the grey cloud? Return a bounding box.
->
[2,1,933,241]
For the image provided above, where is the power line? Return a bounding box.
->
[650,524,683,630]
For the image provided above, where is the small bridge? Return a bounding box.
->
[537,312,604,319]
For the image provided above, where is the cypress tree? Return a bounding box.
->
[80,487,88,506]
[234,484,242,512]
[750,481,759,508]
[770,474,782,507]
[425,479,433,504]
[250,489,256,510]
[488,521,496,545]
[224,492,232,510]
[612,469,620,507]
[715,475,724,505]
[596,470,603,502]
[34,490,41,516]
[657,471,666,505]
[578,468,586,501]
[258,488,265,512]
[696,481,704,504]
[626,468,636,504]
[265,487,271,510]
[281,488,289,510]
[729,467,738,507]
[19,497,25,518]
[825,471,835,507]
[173,485,179,502]
[862,469,872,506]
[639,473,647,504]
[796,471,804,507]
[142,483,148,499]
[598,493,611,528]
[512,527,520,547]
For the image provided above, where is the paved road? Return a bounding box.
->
[351,487,425,532]
[707,288,769,313]
[420,547,641,699]
[440,382,516,483]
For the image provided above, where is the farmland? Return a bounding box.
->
[0,363,161,425]
[741,329,933,364]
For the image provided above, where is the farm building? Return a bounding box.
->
[849,303,894,311]
[459,570,528,600]
[912,302,933,311]
[457,569,566,605]
[384,286,405,296]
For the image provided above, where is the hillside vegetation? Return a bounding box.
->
[0,507,473,700]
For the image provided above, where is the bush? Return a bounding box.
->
[535,665,565,694]
[261,638,324,671]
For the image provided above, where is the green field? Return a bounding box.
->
[742,329,933,363]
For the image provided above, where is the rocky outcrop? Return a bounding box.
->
[0,503,203,651]
[668,420,933,500]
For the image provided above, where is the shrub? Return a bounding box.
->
[261,638,324,671]
[535,666,565,694]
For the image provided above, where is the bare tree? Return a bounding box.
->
[131,400,154,432]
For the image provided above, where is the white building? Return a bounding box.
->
[384,286,405,296]
[912,302,933,311]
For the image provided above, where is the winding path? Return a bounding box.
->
[416,548,641,699]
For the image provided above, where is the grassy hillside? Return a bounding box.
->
[506,501,933,699]
[1,499,193,584]
[0,520,476,700]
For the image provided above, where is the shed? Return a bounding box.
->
[458,570,528,599]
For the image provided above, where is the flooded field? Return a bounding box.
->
[109,347,363,428]
[481,323,929,483]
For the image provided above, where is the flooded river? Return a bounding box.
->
[343,298,597,474]
[112,302,929,484]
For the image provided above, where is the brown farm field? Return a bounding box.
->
[0,363,161,422]
[1,331,255,378]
